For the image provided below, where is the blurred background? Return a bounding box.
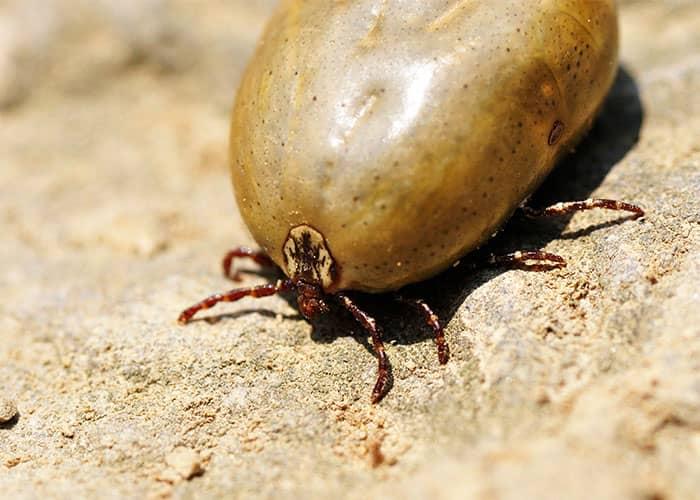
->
[1,0,279,260]
[1,1,699,499]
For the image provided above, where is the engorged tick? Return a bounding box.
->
[178,0,644,404]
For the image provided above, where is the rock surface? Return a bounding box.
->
[1,1,699,499]
[0,398,18,423]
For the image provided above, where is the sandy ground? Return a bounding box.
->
[1,1,699,499]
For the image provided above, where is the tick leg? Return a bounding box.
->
[396,296,449,364]
[178,279,294,324]
[521,199,644,219]
[487,251,567,272]
[222,247,276,281]
[336,293,392,404]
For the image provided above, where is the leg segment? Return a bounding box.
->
[521,199,644,219]
[487,251,567,272]
[222,247,276,281]
[396,296,449,364]
[336,293,392,404]
[178,279,294,324]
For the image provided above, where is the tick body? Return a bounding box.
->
[180,0,644,403]
[232,0,621,292]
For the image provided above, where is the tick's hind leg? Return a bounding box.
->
[397,296,449,364]
[487,251,567,272]
[178,279,294,324]
[336,293,392,404]
[222,247,276,281]
[395,252,566,367]
[521,199,644,219]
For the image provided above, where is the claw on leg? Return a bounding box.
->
[337,293,392,404]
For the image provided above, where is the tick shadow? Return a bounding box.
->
[311,66,645,357]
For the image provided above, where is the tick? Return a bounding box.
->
[179,0,644,403]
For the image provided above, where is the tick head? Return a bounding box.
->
[295,280,329,320]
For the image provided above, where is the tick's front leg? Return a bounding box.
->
[178,279,294,324]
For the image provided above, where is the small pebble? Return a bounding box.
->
[165,447,204,480]
[0,397,18,423]
[61,426,76,438]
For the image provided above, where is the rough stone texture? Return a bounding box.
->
[0,398,18,423]
[0,1,698,499]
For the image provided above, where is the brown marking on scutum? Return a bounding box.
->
[548,120,565,146]
[283,225,339,290]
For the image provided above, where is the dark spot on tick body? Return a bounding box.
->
[548,120,565,146]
